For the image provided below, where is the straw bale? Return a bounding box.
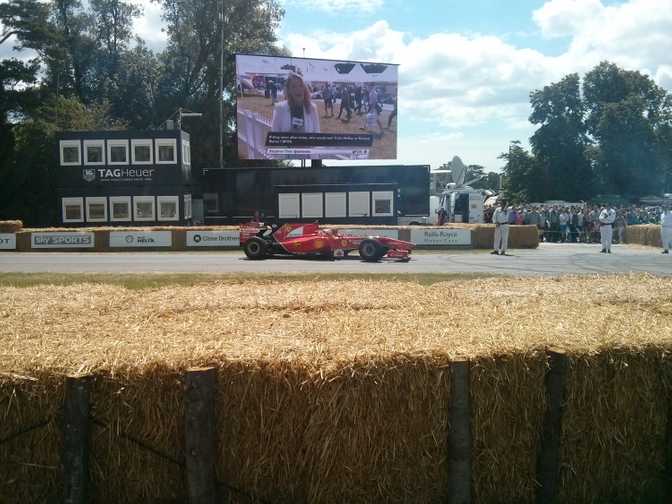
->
[2,276,672,502]
[625,225,662,247]
[215,357,451,503]
[90,368,186,504]
[471,225,539,249]
[471,353,546,503]
[0,373,64,503]
[0,220,22,233]
[559,350,669,503]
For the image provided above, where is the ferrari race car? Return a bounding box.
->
[240,222,414,261]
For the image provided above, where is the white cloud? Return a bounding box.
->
[280,1,672,169]
[284,0,384,13]
[532,0,603,38]
[130,0,168,51]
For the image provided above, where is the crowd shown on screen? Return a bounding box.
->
[485,204,665,244]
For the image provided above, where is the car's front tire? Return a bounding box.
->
[244,237,268,260]
[359,239,382,262]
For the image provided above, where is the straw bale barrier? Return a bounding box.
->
[625,224,662,248]
[0,220,23,233]
[2,276,672,503]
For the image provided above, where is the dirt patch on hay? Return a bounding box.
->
[2,275,671,375]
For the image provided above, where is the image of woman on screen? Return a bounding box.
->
[271,71,320,133]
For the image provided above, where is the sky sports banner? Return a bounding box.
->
[31,232,95,248]
[235,54,398,161]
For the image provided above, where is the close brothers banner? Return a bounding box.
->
[235,54,398,161]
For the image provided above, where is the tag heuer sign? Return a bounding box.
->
[82,168,96,182]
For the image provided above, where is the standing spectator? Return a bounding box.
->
[661,206,672,254]
[559,209,569,243]
[323,84,333,117]
[492,201,510,256]
[598,206,616,253]
[337,86,352,121]
[614,211,627,244]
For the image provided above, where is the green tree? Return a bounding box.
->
[529,73,595,201]
[154,0,284,168]
[499,141,544,203]
[583,61,672,198]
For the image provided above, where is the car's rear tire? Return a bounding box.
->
[359,239,381,262]
[244,237,268,260]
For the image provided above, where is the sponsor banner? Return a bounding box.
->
[411,228,471,246]
[82,167,156,183]
[186,231,240,247]
[110,231,172,248]
[31,232,95,248]
[341,228,399,239]
[0,233,16,250]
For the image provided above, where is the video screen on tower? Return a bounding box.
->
[235,54,398,161]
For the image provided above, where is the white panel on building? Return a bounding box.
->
[301,193,323,219]
[86,196,108,222]
[325,192,346,218]
[348,191,370,217]
[372,191,394,217]
[278,193,300,219]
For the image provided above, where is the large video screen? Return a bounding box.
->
[235,54,398,161]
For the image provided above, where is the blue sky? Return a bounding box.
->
[275,0,672,171]
[3,0,671,172]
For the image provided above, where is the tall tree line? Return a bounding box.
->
[501,62,672,203]
[0,0,284,225]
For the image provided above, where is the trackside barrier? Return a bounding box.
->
[0,226,545,252]
[4,350,670,503]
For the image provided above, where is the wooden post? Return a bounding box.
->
[63,375,91,504]
[535,350,568,504]
[447,360,472,504]
[185,367,218,504]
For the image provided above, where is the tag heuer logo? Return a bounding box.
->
[82,168,96,182]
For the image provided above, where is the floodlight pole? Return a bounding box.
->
[219,0,225,169]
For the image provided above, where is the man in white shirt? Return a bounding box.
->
[598,206,616,253]
[661,206,672,254]
[491,202,510,256]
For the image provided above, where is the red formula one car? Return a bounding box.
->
[240,221,414,261]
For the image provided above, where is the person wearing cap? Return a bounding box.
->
[598,205,616,253]
[491,201,510,256]
[661,206,672,254]
[271,71,320,133]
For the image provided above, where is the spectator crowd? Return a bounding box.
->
[485,204,665,244]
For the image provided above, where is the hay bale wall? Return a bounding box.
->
[0,220,23,233]
[625,224,662,247]
[2,277,671,503]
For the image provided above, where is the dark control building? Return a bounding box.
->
[201,164,430,225]
[56,130,193,226]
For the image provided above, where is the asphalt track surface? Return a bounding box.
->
[0,243,670,276]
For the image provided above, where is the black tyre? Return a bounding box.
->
[244,237,268,260]
[359,239,381,262]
